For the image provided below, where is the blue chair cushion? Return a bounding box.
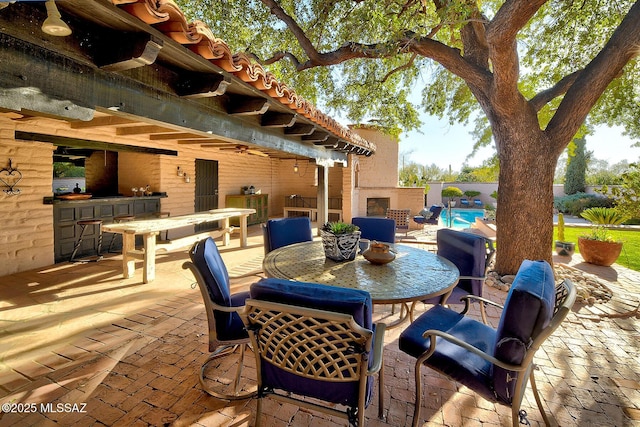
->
[249,278,374,407]
[352,217,396,243]
[424,229,487,305]
[191,238,248,338]
[492,260,556,403]
[398,304,498,402]
[218,291,250,341]
[264,217,313,253]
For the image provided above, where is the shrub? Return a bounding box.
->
[441,186,463,198]
[553,193,613,216]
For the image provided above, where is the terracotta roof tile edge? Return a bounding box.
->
[110,0,375,154]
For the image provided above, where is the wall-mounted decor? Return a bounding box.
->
[1,159,22,195]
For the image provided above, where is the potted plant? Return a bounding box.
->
[320,221,361,262]
[577,207,628,266]
[441,186,463,227]
[554,213,575,256]
[441,186,463,207]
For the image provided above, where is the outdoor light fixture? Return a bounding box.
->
[42,0,72,37]
[184,173,190,183]
[177,166,183,177]
[293,161,299,174]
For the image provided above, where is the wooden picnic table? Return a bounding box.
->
[103,208,255,283]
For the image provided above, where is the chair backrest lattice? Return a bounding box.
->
[386,208,411,232]
[245,300,371,383]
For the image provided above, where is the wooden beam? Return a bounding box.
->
[175,73,230,98]
[149,132,209,140]
[115,125,176,136]
[227,97,269,116]
[261,112,297,128]
[69,116,134,129]
[177,139,219,145]
[15,131,178,156]
[0,33,347,163]
[96,33,163,72]
[302,131,329,143]
[285,123,315,136]
[317,137,340,148]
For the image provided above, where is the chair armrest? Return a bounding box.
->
[421,329,527,372]
[459,294,504,309]
[209,300,246,314]
[367,322,386,376]
[458,275,486,281]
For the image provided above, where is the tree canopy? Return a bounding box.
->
[177,0,640,273]
[178,0,640,144]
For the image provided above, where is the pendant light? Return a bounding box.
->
[42,0,72,37]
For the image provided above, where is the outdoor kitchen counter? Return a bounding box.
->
[50,195,165,263]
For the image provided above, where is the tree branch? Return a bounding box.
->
[258,0,491,89]
[529,70,582,111]
[546,0,640,147]
[486,0,547,102]
[380,52,418,83]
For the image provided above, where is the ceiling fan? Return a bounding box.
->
[217,145,269,157]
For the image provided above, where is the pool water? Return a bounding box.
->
[440,208,485,229]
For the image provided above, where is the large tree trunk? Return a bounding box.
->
[493,120,559,275]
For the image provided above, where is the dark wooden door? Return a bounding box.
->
[195,159,218,232]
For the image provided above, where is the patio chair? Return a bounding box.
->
[473,199,484,207]
[182,237,258,400]
[352,216,396,243]
[460,198,470,207]
[385,208,411,236]
[412,205,443,226]
[263,216,313,254]
[399,260,576,427]
[242,278,386,427]
[410,228,495,323]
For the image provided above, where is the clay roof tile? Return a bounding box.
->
[111,0,375,154]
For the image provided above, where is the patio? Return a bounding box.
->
[1,225,639,426]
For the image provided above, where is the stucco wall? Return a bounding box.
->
[0,118,55,276]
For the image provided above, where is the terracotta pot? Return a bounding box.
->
[577,237,622,267]
[555,241,575,256]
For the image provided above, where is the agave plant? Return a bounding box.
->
[321,221,359,235]
[580,207,628,242]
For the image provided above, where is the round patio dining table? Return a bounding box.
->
[262,240,460,327]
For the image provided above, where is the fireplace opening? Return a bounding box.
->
[366,197,389,216]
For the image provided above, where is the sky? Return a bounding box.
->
[398,116,640,172]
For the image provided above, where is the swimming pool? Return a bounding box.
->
[440,208,485,229]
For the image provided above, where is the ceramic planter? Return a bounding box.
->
[554,241,575,256]
[320,230,361,262]
[577,237,623,267]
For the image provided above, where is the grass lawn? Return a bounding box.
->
[554,226,640,272]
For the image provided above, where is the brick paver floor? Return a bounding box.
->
[1,225,638,426]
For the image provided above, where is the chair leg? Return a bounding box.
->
[233,343,246,395]
[69,224,87,262]
[412,359,424,427]
[529,368,551,426]
[255,395,263,427]
[480,301,488,325]
[378,362,385,419]
[199,344,256,400]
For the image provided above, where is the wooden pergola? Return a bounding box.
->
[0,0,375,225]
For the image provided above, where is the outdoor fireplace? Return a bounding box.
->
[366,197,389,216]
